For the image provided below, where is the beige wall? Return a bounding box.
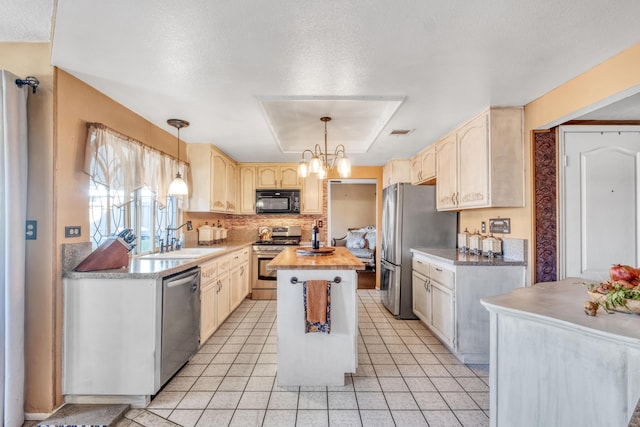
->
[0,42,56,414]
[330,183,377,238]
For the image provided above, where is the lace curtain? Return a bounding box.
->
[83,123,191,208]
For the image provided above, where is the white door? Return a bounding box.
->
[561,126,640,280]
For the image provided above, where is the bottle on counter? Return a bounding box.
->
[312,220,320,250]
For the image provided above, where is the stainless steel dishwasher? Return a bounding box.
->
[161,267,201,384]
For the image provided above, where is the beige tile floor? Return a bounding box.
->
[117,289,491,427]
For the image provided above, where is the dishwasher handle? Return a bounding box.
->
[165,270,200,288]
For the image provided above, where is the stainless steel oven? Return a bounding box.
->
[251,226,301,300]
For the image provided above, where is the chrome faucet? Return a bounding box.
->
[161,221,193,253]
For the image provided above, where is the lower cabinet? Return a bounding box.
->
[429,281,454,349]
[230,246,250,311]
[411,251,525,363]
[215,270,231,325]
[200,279,218,344]
[200,247,251,345]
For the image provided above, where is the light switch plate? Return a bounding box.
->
[489,218,511,234]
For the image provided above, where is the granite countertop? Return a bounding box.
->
[410,247,527,266]
[63,240,254,280]
[481,278,640,344]
[266,246,365,271]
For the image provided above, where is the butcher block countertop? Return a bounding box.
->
[267,246,365,270]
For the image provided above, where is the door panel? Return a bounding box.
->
[430,281,454,348]
[562,128,640,280]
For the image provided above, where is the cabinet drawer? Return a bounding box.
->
[412,258,429,276]
[218,255,231,273]
[201,260,218,282]
[240,247,250,264]
[430,265,454,289]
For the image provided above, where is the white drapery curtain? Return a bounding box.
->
[0,71,28,427]
[84,124,190,208]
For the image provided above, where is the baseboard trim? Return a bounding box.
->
[65,394,150,408]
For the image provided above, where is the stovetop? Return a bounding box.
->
[256,225,301,246]
[254,238,300,246]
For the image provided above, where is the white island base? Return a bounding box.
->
[276,269,358,386]
[482,279,640,427]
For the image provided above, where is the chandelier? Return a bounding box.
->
[297,116,351,179]
[167,118,190,195]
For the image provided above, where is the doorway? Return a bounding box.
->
[560,126,640,280]
[328,179,377,240]
[328,179,378,289]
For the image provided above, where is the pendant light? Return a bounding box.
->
[167,118,190,196]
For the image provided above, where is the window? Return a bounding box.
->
[89,181,180,254]
[84,123,189,253]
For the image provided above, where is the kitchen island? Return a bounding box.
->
[61,241,253,406]
[267,246,364,386]
[481,279,640,427]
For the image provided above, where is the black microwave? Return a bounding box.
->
[256,189,301,214]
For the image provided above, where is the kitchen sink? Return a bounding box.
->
[137,247,226,260]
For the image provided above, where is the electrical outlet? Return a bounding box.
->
[481,221,486,233]
[65,226,82,238]
[25,220,37,240]
[318,220,323,228]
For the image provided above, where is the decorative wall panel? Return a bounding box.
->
[534,130,557,283]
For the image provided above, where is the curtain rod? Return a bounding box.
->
[86,122,189,165]
[15,76,39,94]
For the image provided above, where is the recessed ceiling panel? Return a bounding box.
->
[258,96,405,154]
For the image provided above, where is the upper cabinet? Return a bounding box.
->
[411,145,436,185]
[256,164,299,189]
[301,173,323,214]
[435,106,524,211]
[238,164,256,214]
[187,144,237,213]
[382,159,411,188]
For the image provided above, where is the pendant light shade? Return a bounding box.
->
[168,172,188,195]
[167,118,190,196]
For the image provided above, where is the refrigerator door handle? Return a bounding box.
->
[381,259,396,270]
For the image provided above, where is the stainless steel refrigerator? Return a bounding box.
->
[380,183,457,319]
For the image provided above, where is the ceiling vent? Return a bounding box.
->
[389,129,413,136]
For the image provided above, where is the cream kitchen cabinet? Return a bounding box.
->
[411,257,455,348]
[200,258,220,344]
[301,172,323,214]
[435,106,524,211]
[411,145,436,185]
[225,160,237,212]
[215,255,231,325]
[230,247,250,311]
[201,249,250,344]
[411,249,525,363]
[238,164,256,214]
[411,259,431,326]
[435,134,457,210]
[382,159,411,188]
[187,144,238,213]
[256,164,299,189]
